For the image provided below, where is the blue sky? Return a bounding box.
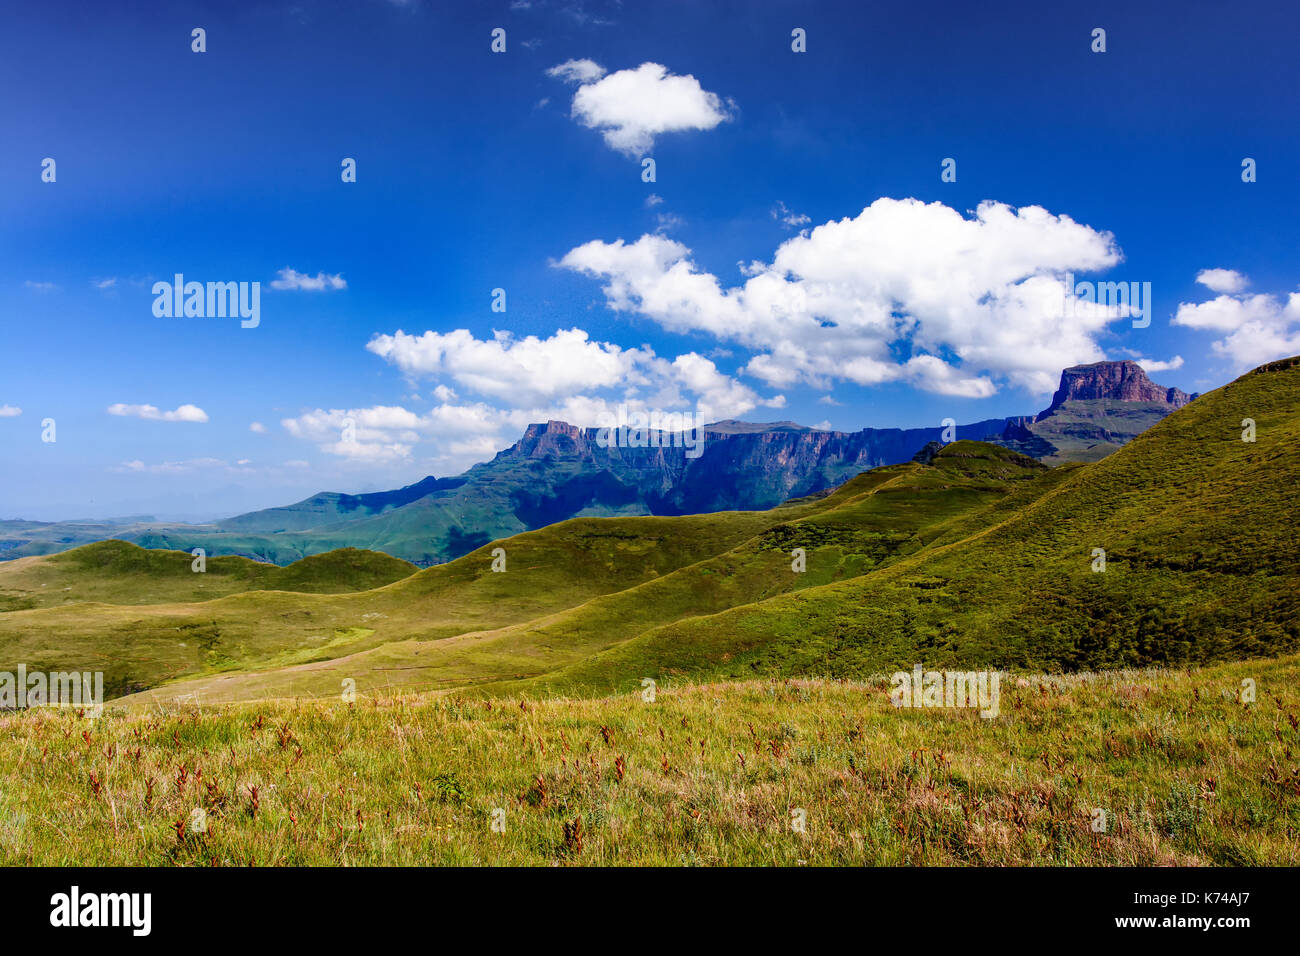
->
[2,0,1298,521]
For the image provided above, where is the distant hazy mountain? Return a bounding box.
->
[0,361,1197,566]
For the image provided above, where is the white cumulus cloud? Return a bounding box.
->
[1173,284,1300,369]
[559,197,1125,396]
[1195,268,1248,294]
[551,61,733,156]
[367,327,658,406]
[364,324,781,424]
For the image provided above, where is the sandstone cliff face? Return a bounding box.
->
[991,361,1199,464]
[1044,361,1195,415]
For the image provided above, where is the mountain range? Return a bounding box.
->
[0,360,1196,566]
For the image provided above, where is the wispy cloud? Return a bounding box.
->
[655,212,685,234]
[115,457,227,474]
[1134,355,1184,373]
[771,201,811,229]
[269,268,347,291]
[107,403,209,423]
[547,58,606,84]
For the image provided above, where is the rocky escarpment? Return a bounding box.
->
[501,364,1199,515]
[990,361,1199,464]
[497,417,1021,516]
[1044,361,1195,415]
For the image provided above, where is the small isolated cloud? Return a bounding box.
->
[24,281,56,292]
[270,268,347,291]
[547,58,606,84]
[95,278,117,290]
[0,405,21,417]
[645,193,664,208]
[655,212,685,234]
[1196,268,1248,294]
[771,201,811,229]
[249,421,267,433]
[1134,356,1184,374]
[236,458,252,466]
[107,403,209,423]
[550,61,733,156]
[817,395,841,406]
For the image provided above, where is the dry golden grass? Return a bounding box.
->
[1,653,1296,866]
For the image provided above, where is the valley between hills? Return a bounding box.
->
[0,356,1294,708]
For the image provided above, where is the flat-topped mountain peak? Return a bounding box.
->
[1045,360,1195,414]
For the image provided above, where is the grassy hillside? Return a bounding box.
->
[0,541,417,612]
[524,358,1300,697]
[2,653,1295,865]
[116,445,1054,704]
[0,508,817,699]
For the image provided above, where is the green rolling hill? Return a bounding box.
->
[0,541,417,612]
[522,356,1299,695]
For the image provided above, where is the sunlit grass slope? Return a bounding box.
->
[2,654,1295,865]
[119,446,1055,703]
[0,541,417,611]
[531,358,1300,696]
[0,507,819,698]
